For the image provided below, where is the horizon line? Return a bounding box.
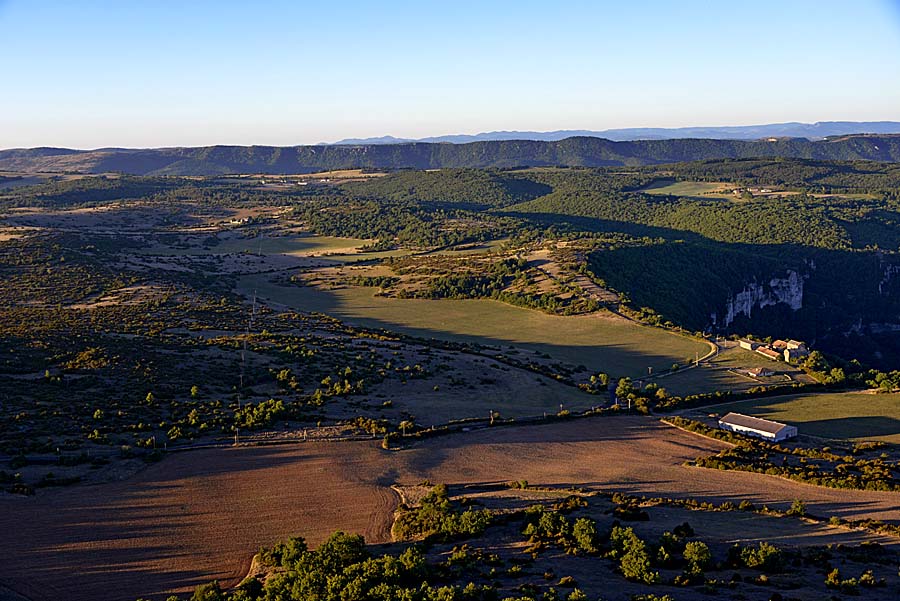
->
[4,118,900,152]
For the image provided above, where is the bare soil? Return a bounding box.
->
[3,416,900,601]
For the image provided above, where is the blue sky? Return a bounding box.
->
[2,0,899,148]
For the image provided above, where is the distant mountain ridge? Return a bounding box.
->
[3,134,900,175]
[330,121,900,144]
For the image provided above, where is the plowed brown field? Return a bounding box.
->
[3,416,899,601]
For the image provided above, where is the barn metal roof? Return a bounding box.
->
[719,412,792,435]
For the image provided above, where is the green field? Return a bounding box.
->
[711,392,900,443]
[143,234,418,261]
[213,235,371,255]
[660,347,813,396]
[145,234,372,256]
[423,239,508,256]
[241,275,711,378]
[141,231,510,263]
[640,180,734,200]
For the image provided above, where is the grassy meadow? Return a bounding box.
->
[142,234,373,256]
[241,275,711,378]
[213,235,371,256]
[139,233,510,262]
[640,180,735,200]
[660,346,814,396]
[711,392,900,443]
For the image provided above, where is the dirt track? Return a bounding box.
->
[3,416,900,601]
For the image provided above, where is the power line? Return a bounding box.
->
[235,235,262,444]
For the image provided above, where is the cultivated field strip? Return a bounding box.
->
[3,416,900,601]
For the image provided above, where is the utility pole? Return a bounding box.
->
[236,252,259,419]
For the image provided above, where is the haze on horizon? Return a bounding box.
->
[2,0,900,150]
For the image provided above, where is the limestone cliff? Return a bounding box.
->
[711,270,804,327]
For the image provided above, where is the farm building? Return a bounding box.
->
[718,412,798,442]
[784,347,810,362]
[739,339,759,350]
[756,347,782,361]
[746,366,774,377]
[785,340,807,351]
[772,340,789,350]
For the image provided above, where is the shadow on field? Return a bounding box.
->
[798,416,900,440]
[1,442,393,601]
[245,277,704,378]
[6,415,900,601]
[139,446,351,482]
[4,495,218,601]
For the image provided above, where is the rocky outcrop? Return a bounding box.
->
[712,270,804,327]
[879,263,900,295]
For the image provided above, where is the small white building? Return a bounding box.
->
[746,367,774,378]
[739,339,759,351]
[718,412,798,442]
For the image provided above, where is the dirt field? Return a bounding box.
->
[0,443,397,601]
[363,351,599,425]
[3,416,900,601]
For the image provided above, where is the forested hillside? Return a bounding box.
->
[336,161,900,366]
[4,135,900,175]
[4,158,900,367]
[494,160,900,366]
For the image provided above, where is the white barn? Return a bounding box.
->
[718,412,798,442]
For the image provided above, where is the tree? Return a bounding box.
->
[683,541,711,571]
[739,542,784,572]
[264,536,308,567]
[399,420,414,437]
[612,526,660,584]
[620,541,661,584]
[786,499,806,516]
[316,531,368,573]
[190,581,224,601]
[615,378,633,402]
[590,372,610,389]
[572,517,598,554]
